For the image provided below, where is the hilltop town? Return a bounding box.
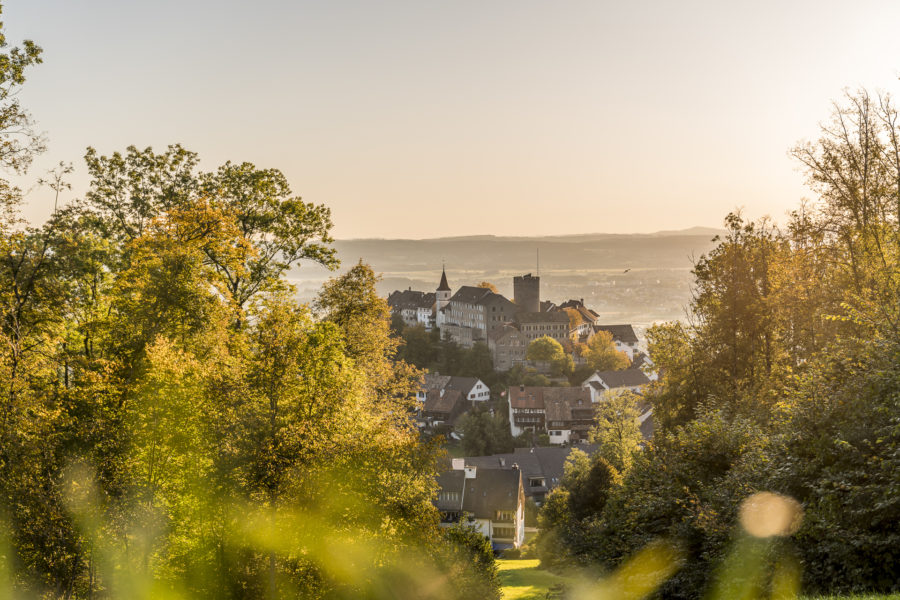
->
[388,268,656,550]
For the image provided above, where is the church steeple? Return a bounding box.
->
[437,266,451,292]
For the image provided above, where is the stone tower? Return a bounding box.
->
[513,273,540,313]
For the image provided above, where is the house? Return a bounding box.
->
[581,368,651,403]
[631,351,658,381]
[387,289,436,329]
[507,386,593,444]
[557,299,600,340]
[416,373,490,405]
[488,324,528,372]
[421,388,466,427]
[592,324,640,359]
[463,445,599,505]
[435,460,526,550]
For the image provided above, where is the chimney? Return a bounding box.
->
[451,458,465,471]
[511,463,519,471]
[499,457,506,467]
[464,465,477,479]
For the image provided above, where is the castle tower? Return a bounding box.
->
[513,273,540,313]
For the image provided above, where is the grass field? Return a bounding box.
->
[497,559,569,600]
[496,558,899,600]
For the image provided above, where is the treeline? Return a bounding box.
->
[0,17,499,599]
[537,90,900,597]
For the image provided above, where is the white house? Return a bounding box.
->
[581,368,651,403]
[435,460,526,550]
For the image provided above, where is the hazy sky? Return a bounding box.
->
[6,1,900,238]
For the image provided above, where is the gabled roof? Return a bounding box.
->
[423,389,462,414]
[447,376,480,396]
[461,468,522,518]
[463,446,600,493]
[435,470,465,511]
[631,352,654,370]
[540,300,557,312]
[437,267,451,292]
[422,373,452,391]
[387,289,436,311]
[508,386,590,410]
[593,324,639,344]
[587,368,650,389]
[449,286,514,309]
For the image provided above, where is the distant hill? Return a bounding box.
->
[290,229,721,327]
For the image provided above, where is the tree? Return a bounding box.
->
[79,146,338,313]
[590,391,643,472]
[0,7,44,173]
[526,336,565,362]
[581,330,630,372]
[457,409,513,457]
[476,281,498,293]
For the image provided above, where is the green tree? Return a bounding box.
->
[526,336,564,363]
[457,409,513,457]
[581,330,630,372]
[589,391,643,472]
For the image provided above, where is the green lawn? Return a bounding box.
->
[497,559,570,600]
[496,558,899,600]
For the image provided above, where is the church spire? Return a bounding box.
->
[437,266,451,292]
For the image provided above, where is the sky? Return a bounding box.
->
[5,0,900,239]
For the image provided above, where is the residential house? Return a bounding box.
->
[558,299,600,340]
[463,445,600,505]
[435,460,526,550]
[416,373,490,405]
[631,352,658,381]
[507,386,593,444]
[421,389,466,427]
[387,289,436,329]
[581,368,651,403]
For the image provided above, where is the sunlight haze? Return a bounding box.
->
[7,0,900,238]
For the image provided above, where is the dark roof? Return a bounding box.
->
[639,408,655,440]
[437,268,451,292]
[590,368,650,389]
[463,446,599,493]
[461,468,522,518]
[508,386,590,410]
[540,301,557,312]
[514,311,569,324]
[435,471,465,511]
[450,286,514,308]
[424,389,463,414]
[449,286,493,304]
[593,324,639,344]
[422,373,452,391]
[446,376,480,396]
[544,388,593,422]
[387,289,436,311]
